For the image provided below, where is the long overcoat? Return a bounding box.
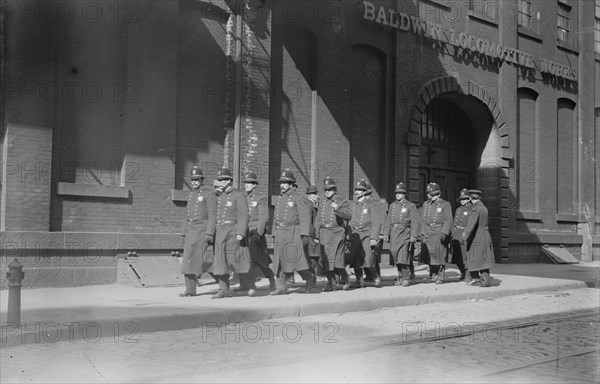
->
[246,191,271,267]
[272,188,312,274]
[384,198,419,265]
[451,202,472,266]
[212,187,250,275]
[315,195,352,271]
[181,186,217,275]
[420,198,453,266]
[462,200,495,271]
[349,197,381,269]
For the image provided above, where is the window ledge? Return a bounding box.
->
[467,10,498,27]
[517,211,542,221]
[595,53,600,62]
[421,0,451,10]
[517,26,542,43]
[556,214,579,223]
[171,189,191,202]
[57,182,130,199]
[557,42,579,55]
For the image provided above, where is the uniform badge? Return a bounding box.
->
[437,208,442,212]
[401,208,407,213]
[226,201,232,207]
[252,201,257,207]
[463,211,469,215]
[287,201,294,207]
[363,208,368,214]
[197,196,203,202]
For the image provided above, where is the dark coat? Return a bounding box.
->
[420,197,453,265]
[315,194,352,271]
[461,200,495,271]
[181,186,217,275]
[246,191,271,267]
[307,198,320,257]
[451,202,472,266]
[385,199,419,265]
[272,188,312,274]
[212,187,250,275]
[349,197,382,268]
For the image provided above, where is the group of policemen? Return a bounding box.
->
[179,166,495,299]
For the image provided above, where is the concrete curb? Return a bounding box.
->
[0,278,586,348]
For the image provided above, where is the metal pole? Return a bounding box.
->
[6,259,24,325]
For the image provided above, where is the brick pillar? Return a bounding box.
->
[1,1,57,231]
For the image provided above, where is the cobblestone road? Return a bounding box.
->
[1,288,598,383]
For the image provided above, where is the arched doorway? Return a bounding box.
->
[418,97,477,212]
[407,77,512,261]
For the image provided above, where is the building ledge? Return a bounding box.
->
[517,26,542,43]
[510,233,583,244]
[57,182,130,199]
[556,214,579,223]
[421,0,451,10]
[467,10,498,27]
[517,211,542,221]
[171,189,190,202]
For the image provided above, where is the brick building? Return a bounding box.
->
[1,0,599,287]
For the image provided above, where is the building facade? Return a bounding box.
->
[1,0,599,287]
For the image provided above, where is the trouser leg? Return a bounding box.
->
[182,274,197,295]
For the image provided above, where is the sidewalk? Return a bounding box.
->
[1,263,596,347]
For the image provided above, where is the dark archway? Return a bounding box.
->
[408,77,512,261]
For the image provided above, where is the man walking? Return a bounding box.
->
[384,182,419,287]
[180,166,217,297]
[461,189,495,287]
[270,169,316,295]
[243,171,276,290]
[420,182,453,284]
[348,179,382,288]
[315,177,352,291]
[451,188,471,282]
[212,168,253,298]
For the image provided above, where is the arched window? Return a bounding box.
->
[557,98,577,217]
[517,88,539,215]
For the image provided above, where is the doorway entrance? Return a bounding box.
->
[418,97,476,211]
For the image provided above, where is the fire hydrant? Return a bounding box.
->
[6,259,24,325]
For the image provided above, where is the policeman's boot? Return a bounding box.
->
[435,266,445,284]
[480,270,491,287]
[261,266,276,290]
[364,268,374,283]
[322,271,336,292]
[212,276,232,299]
[179,274,197,297]
[464,269,472,283]
[371,267,382,287]
[338,269,351,290]
[401,266,410,287]
[270,273,289,295]
[353,267,364,288]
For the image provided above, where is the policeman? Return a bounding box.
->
[461,189,495,287]
[420,182,453,284]
[315,177,353,291]
[179,166,217,297]
[384,182,419,287]
[451,189,471,282]
[243,171,276,290]
[305,185,322,276]
[364,182,383,282]
[212,168,252,298]
[348,179,382,288]
[270,169,316,295]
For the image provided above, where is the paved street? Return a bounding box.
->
[2,288,598,383]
